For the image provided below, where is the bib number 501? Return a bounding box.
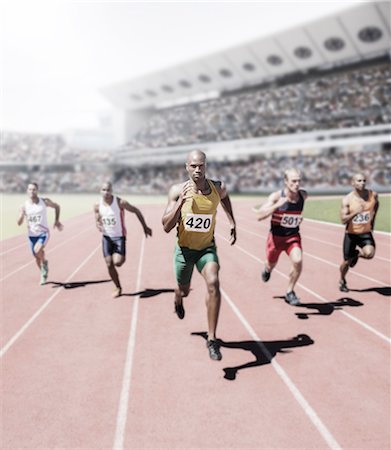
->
[281,214,302,228]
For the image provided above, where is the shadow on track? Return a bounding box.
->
[273,295,363,319]
[48,280,111,289]
[295,297,363,319]
[192,331,314,381]
[122,288,175,298]
[348,286,391,297]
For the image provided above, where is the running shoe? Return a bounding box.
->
[285,291,300,306]
[262,269,271,282]
[43,260,49,276]
[40,261,48,285]
[349,250,359,268]
[207,339,222,361]
[339,280,349,292]
[40,272,46,285]
[174,301,185,319]
[112,287,122,298]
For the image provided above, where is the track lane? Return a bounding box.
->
[215,218,389,449]
[121,213,338,449]
[2,203,389,449]
[2,212,148,449]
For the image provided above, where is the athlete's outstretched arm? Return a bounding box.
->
[217,181,236,245]
[162,182,191,233]
[371,192,379,230]
[120,199,152,237]
[17,205,25,226]
[93,203,103,232]
[44,198,63,230]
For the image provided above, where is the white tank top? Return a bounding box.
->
[99,196,126,238]
[25,198,49,237]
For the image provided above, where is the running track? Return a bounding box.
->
[2,200,390,449]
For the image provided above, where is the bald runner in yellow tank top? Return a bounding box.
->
[162,150,236,361]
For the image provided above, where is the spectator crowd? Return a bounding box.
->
[124,62,391,149]
[1,60,390,194]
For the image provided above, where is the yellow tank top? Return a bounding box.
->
[347,190,376,234]
[177,180,220,250]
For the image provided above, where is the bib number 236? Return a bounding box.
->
[184,214,212,232]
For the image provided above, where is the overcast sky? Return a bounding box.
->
[1,0,362,134]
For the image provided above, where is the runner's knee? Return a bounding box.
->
[206,275,220,297]
[178,286,190,297]
[362,248,375,259]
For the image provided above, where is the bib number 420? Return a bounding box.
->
[184,214,213,232]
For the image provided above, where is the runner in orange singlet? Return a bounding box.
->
[339,173,379,292]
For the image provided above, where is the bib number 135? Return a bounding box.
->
[184,214,212,232]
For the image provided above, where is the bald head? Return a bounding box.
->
[101,181,113,190]
[100,181,113,200]
[351,173,367,191]
[187,150,206,164]
[352,173,366,183]
[186,150,207,183]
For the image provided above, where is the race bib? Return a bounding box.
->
[352,211,370,224]
[28,214,42,224]
[102,216,117,228]
[184,214,212,232]
[280,214,303,228]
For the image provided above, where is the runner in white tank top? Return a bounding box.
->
[94,182,152,298]
[17,182,63,285]
[25,197,50,237]
[98,196,126,238]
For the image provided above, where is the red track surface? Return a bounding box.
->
[2,200,390,449]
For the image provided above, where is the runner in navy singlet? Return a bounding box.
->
[254,169,308,305]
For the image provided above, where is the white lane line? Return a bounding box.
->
[216,233,391,345]
[235,214,390,263]
[0,226,94,282]
[0,245,100,358]
[235,223,389,287]
[0,242,25,256]
[304,218,390,237]
[113,236,145,450]
[221,287,342,450]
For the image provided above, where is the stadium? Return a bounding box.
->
[1,2,390,197]
[1,2,391,450]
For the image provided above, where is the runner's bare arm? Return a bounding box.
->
[44,198,63,230]
[214,181,236,245]
[255,191,286,221]
[120,198,152,237]
[17,205,25,226]
[371,191,379,230]
[162,182,191,233]
[94,203,103,232]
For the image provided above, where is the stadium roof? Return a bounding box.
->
[101,2,390,111]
